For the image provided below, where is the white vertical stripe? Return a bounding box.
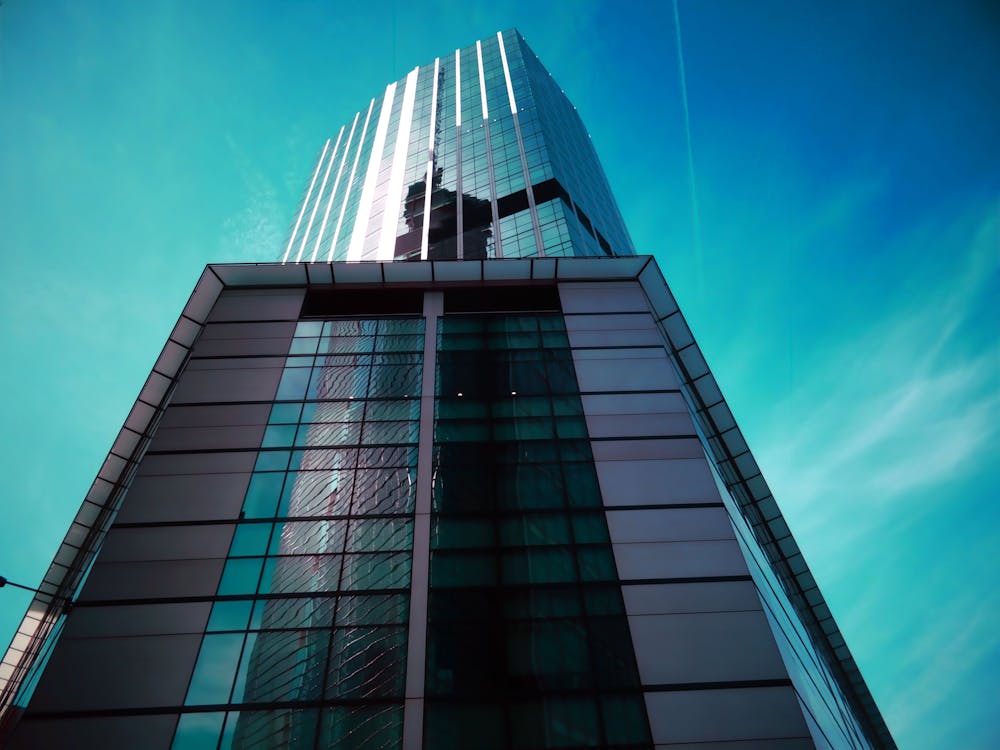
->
[419,162,434,261]
[454,49,462,128]
[329,99,376,262]
[312,112,360,262]
[428,58,440,154]
[282,138,329,263]
[295,126,343,262]
[420,57,440,261]
[347,83,396,262]
[377,67,420,262]
[497,31,518,115]
[475,39,489,120]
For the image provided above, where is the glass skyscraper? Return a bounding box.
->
[279,29,631,266]
[0,30,895,750]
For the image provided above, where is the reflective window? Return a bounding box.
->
[426,312,649,749]
[174,316,421,750]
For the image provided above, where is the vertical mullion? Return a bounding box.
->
[348,83,398,262]
[477,40,502,258]
[297,126,344,262]
[498,30,544,256]
[402,292,441,750]
[313,350,363,749]
[420,58,440,261]
[378,67,421,262]
[313,113,361,262]
[454,50,464,260]
[329,99,376,262]
[283,138,331,263]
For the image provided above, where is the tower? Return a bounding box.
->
[0,30,894,749]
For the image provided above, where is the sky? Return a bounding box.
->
[0,0,997,746]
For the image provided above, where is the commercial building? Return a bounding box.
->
[0,30,894,750]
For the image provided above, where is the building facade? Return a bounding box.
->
[0,31,894,750]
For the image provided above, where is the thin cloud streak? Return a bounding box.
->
[761,202,999,531]
[747,198,999,748]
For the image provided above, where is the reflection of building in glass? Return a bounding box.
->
[2,29,896,750]
[228,319,421,747]
[277,29,631,266]
[398,171,492,261]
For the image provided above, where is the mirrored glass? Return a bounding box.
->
[185,633,244,705]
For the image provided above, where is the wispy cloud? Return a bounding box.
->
[878,583,1000,748]
[746,196,999,747]
[218,133,287,262]
[760,200,999,537]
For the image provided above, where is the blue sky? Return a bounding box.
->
[0,1,997,746]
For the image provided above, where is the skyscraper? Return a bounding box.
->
[0,29,894,750]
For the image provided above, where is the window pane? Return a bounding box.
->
[237,629,327,703]
[220,708,319,750]
[602,693,651,745]
[218,557,264,595]
[318,705,402,750]
[273,520,347,555]
[502,548,576,585]
[335,594,409,626]
[325,626,406,698]
[506,620,591,690]
[510,695,600,748]
[571,513,610,544]
[185,634,244,705]
[577,547,617,582]
[430,551,497,587]
[256,596,334,631]
[207,600,253,632]
[253,451,290,473]
[424,703,503,750]
[432,517,494,549]
[264,554,342,595]
[275,367,310,400]
[242,474,285,518]
[229,523,272,557]
[500,515,570,547]
[172,711,225,749]
[269,403,303,424]
[347,518,413,552]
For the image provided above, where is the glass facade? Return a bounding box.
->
[282,30,635,264]
[173,318,423,750]
[426,314,649,749]
[2,26,896,750]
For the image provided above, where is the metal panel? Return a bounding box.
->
[79,559,227,601]
[606,508,735,544]
[169,367,284,404]
[559,281,649,313]
[645,687,812,745]
[629,611,789,684]
[613,541,750,580]
[205,289,304,323]
[7,715,178,750]
[98,525,236,562]
[26,635,201,712]
[115,472,252,524]
[622,581,762,616]
[596,459,720,506]
[64,603,212,639]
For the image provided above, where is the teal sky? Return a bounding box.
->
[1,1,997,746]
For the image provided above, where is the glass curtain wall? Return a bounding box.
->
[424,313,651,750]
[171,317,423,750]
